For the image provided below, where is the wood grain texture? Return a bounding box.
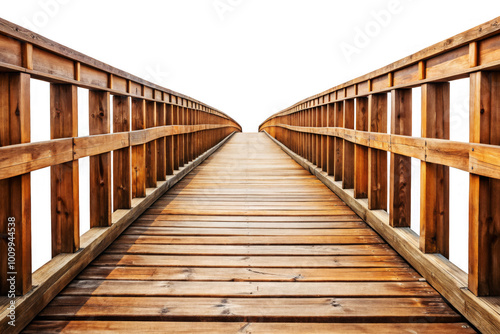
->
[390,89,412,227]
[50,84,79,256]
[420,83,450,257]
[113,96,132,210]
[0,72,31,295]
[89,90,111,227]
[469,71,500,296]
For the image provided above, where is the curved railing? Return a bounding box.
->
[260,17,500,334]
[0,18,240,332]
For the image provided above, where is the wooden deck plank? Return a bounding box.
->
[23,321,476,334]
[26,133,472,333]
[77,267,422,282]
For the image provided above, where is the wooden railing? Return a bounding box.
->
[260,17,500,334]
[0,18,240,332]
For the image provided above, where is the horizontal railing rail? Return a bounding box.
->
[0,18,240,333]
[260,16,500,334]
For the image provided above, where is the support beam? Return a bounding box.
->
[113,95,132,210]
[354,97,369,199]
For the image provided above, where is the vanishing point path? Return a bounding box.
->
[24,133,474,333]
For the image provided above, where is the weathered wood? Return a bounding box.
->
[0,72,31,295]
[165,104,174,175]
[420,83,450,257]
[131,98,146,197]
[23,321,476,334]
[343,99,355,189]
[145,101,157,188]
[390,89,412,227]
[469,71,500,296]
[156,102,166,181]
[367,93,387,211]
[112,95,132,210]
[334,102,344,181]
[89,90,111,227]
[354,97,368,199]
[327,104,335,175]
[50,84,79,256]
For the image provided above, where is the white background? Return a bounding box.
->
[1,0,499,273]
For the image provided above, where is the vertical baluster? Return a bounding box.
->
[156,100,167,181]
[0,72,31,295]
[354,97,369,198]
[165,103,174,175]
[50,84,79,256]
[89,90,111,227]
[469,71,500,295]
[131,97,146,197]
[420,83,450,257]
[113,95,132,210]
[145,101,157,188]
[343,99,355,189]
[334,101,344,182]
[390,89,412,227]
[327,103,335,176]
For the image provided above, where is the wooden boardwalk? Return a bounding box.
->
[24,133,474,333]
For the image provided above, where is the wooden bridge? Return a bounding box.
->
[0,17,499,334]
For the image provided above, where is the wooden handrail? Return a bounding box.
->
[260,16,500,334]
[0,17,240,333]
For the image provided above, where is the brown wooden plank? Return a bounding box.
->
[354,97,368,198]
[37,296,462,323]
[112,95,132,210]
[145,101,157,188]
[343,99,355,189]
[334,102,344,181]
[389,89,412,227]
[23,321,477,334]
[78,266,421,282]
[105,244,395,256]
[420,83,450,257]
[0,72,31,295]
[93,254,407,268]
[131,97,146,197]
[123,227,376,236]
[89,90,111,227]
[61,280,438,298]
[469,71,500,296]
[50,83,79,256]
[156,102,166,181]
[367,93,387,210]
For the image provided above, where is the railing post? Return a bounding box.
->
[89,90,111,227]
[50,84,79,256]
[173,99,180,170]
[327,103,335,175]
[354,97,369,198]
[145,100,157,188]
[334,100,344,182]
[469,71,500,296]
[343,99,355,189]
[367,93,388,210]
[165,102,174,175]
[420,83,450,257]
[321,104,328,172]
[0,72,31,295]
[390,89,412,227]
[156,100,167,181]
[113,95,132,210]
[131,97,146,197]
